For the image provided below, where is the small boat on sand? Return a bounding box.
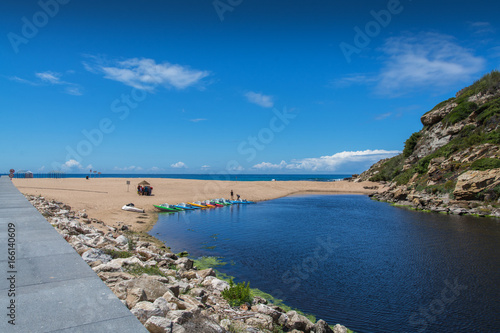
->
[122,203,145,213]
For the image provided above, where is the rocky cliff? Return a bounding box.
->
[356,70,500,216]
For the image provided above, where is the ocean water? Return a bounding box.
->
[150,195,500,333]
[8,173,351,182]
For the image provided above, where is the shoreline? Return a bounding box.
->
[13,177,382,235]
[18,180,357,332]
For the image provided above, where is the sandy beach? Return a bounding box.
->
[12,177,382,232]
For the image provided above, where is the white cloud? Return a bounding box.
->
[149,166,164,172]
[85,57,210,90]
[253,150,400,172]
[61,159,84,171]
[201,165,211,169]
[36,71,63,84]
[65,86,83,96]
[171,161,187,168]
[227,164,244,172]
[189,118,207,122]
[335,32,485,97]
[252,161,288,170]
[245,91,274,108]
[11,71,82,95]
[331,74,377,88]
[113,166,143,171]
[375,32,485,96]
[374,112,392,120]
[468,21,495,35]
[9,76,38,85]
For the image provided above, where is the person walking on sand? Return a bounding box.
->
[231,190,234,200]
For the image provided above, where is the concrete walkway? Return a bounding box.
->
[0,176,148,332]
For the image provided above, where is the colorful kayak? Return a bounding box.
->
[175,203,198,210]
[230,200,256,204]
[154,204,182,212]
[188,202,209,208]
[216,199,232,206]
[201,200,216,208]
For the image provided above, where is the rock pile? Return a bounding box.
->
[26,195,349,333]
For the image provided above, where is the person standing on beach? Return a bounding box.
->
[231,190,234,199]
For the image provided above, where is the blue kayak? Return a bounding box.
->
[230,200,256,204]
[175,203,198,210]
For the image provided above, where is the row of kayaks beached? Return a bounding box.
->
[154,199,255,212]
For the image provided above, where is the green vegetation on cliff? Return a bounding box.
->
[403,132,422,157]
[366,70,500,192]
[471,158,500,171]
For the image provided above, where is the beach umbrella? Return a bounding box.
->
[138,180,150,186]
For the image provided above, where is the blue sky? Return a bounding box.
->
[1,0,499,174]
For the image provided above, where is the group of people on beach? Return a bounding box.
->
[137,185,153,196]
[230,190,240,200]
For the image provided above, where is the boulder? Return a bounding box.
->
[251,304,282,322]
[332,324,349,333]
[115,235,129,245]
[166,310,194,325]
[284,311,314,332]
[93,256,144,273]
[179,294,205,310]
[197,268,216,280]
[245,313,274,331]
[126,287,147,309]
[144,316,186,333]
[175,257,194,270]
[393,188,408,201]
[189,288,208,303]
[201,276,229,292]
[131,301,164,324]
[449,206,468,215]
[153,297,172,314]
[454,169,500,200]
[182,313,226,333]
[162,290,188,310]
[81,248,112,264]
[126,275,172,302]
[420,102,457,126]
[314,319,334,333]
[180,270,198,280]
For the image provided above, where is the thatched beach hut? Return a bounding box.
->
[137,180,153,196]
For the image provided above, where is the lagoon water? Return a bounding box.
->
[150,195,500,333]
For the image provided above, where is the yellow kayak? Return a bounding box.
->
[188,202,208,208]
